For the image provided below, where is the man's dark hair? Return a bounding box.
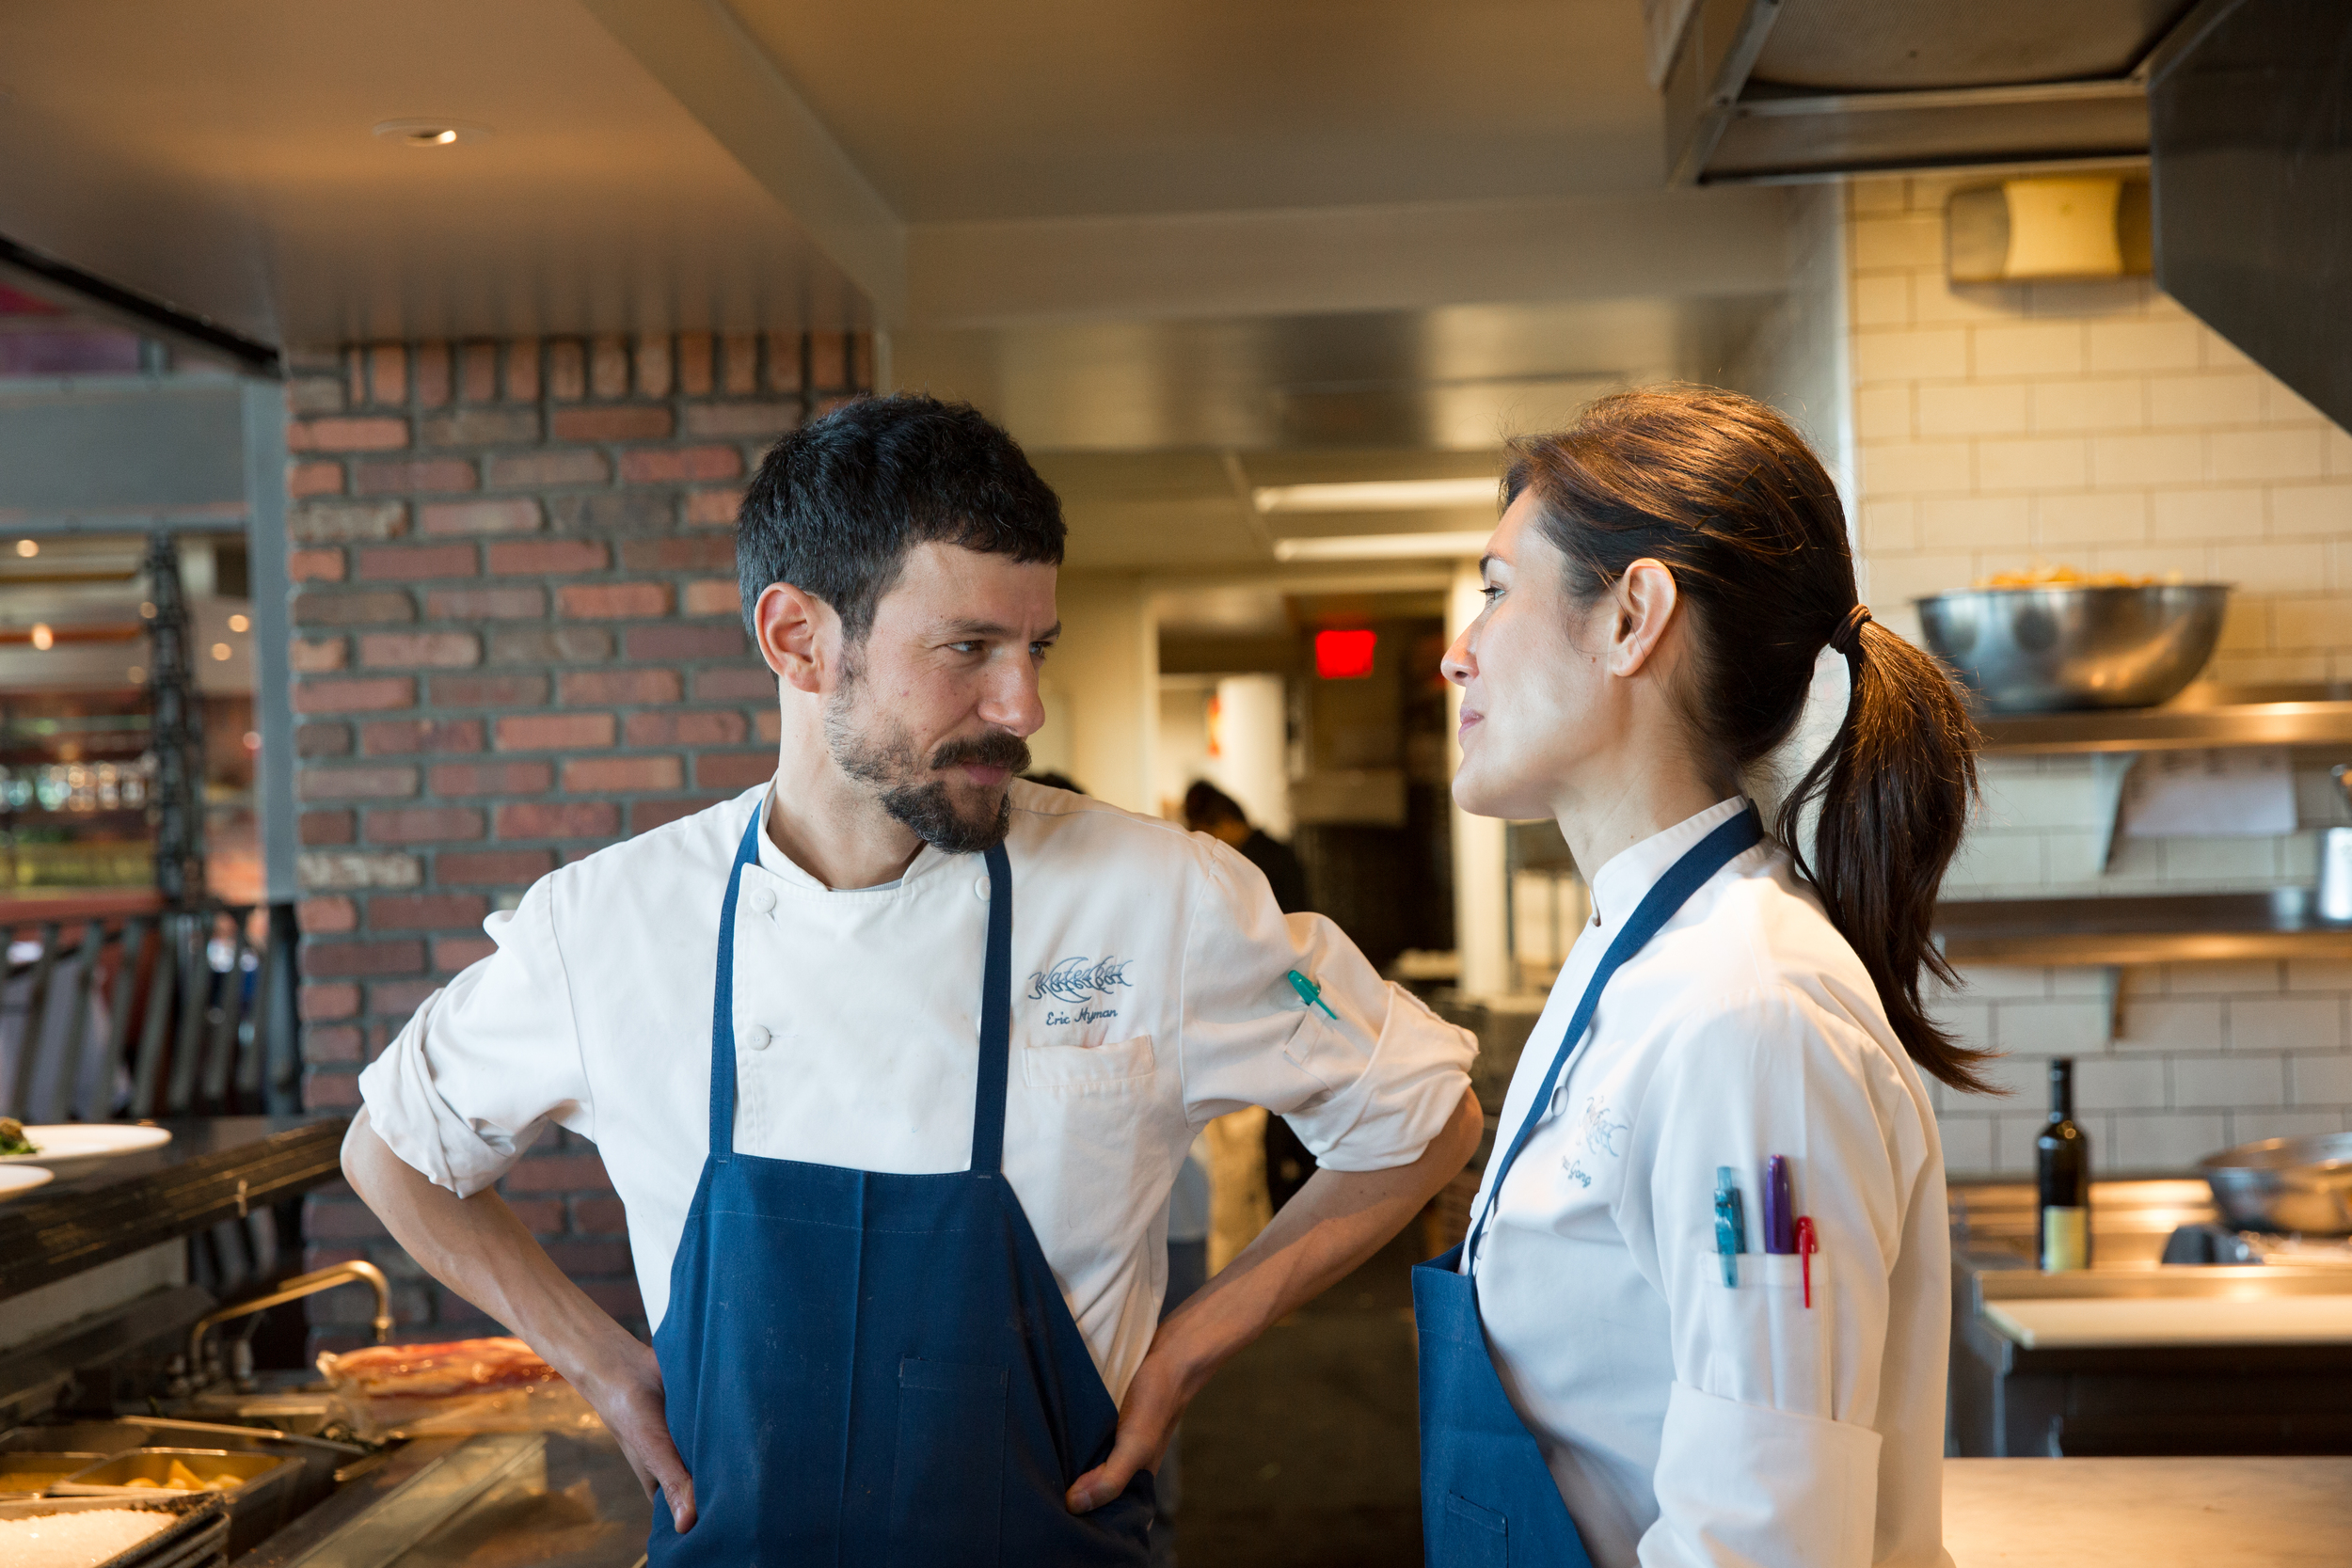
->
[737,394,1065,643]
[1183,780,1247,829]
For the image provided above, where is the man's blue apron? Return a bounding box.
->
[1414,809,1762,1567]
[648,815,1154,1566]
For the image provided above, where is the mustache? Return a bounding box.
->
[927,730,1032,775]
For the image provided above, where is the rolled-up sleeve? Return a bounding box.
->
[1174,836,1473,1170]
[357,874,589,1198]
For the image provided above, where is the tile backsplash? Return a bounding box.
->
[1837,174,2352,1179]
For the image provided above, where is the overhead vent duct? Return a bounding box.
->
[2150,0,2352,432]
[1659,0,2226,184]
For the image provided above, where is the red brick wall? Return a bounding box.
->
[292,331,871,1348]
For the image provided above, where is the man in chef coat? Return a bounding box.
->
[342,394,1481,1560]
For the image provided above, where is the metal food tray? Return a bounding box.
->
[56,1447,308,1558]
[0,1490,230,1568]
[0,1449,108,1496]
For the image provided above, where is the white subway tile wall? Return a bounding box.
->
[1844,175,2352,1176]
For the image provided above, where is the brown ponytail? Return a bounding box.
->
[1507,385,1994,1094]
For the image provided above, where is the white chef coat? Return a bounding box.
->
[360,780,1473,1400]
[1464,797,1951,1568]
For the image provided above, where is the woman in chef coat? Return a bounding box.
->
[1420,386,1987,1568]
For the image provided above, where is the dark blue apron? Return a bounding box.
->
[648,814,1154,1567]
[1415,809,1762,1567]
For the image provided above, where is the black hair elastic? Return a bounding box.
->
[1828,603,1873,658]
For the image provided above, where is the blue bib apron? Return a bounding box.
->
[648,815,1154,1567]
[1414,809,1762,1567]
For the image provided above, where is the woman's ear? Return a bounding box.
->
[1607,558,1680,678]
[755,582,836,695]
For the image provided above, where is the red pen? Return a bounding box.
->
[1793,1215,1819,1307]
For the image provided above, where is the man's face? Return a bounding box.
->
[824,542,1057,853]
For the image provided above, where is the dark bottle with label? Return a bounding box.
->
[2037,1057,2092,1271]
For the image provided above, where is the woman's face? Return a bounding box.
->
[1441,494,1614,821]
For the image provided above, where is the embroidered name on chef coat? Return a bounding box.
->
[1563,1095,1630,1189]
[1026,954,1136,1028]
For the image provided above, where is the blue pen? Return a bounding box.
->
[1713,1167,1746,1288]
[1286,969,1339,1020]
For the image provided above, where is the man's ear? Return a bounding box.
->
[755,582,839,696]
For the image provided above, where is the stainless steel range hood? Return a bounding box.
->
[1661,0,2226,184]
[2150,0,2352,433]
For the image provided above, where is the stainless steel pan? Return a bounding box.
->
[2199,1131,2352,1234]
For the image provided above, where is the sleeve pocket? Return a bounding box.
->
[890,1358,1006,1567]
[1693,1249,1832,1415]
[1022,1033,1155,1089]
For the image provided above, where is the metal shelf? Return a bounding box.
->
[1935,890,2352,968]
[1979,683,2352,755]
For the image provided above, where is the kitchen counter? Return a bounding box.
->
[0,1116,347,1297]
[1944,1456,2352,1565]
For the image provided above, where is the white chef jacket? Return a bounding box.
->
[360,781,1473,1400]
[1464,797,1951,1568]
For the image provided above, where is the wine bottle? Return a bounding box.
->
[2037,1057,2092,1272]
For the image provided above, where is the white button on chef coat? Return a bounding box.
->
[744,1023,772,1051]
[1464,797,1951,1568]
[361,781,1474,1401]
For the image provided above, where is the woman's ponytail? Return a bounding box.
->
[1508,385,1996,1095]
[1785,618,1994,1093]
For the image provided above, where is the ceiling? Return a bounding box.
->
[0,0,1808,574]
[724,0,1663,221]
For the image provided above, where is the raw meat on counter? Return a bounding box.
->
[317,1337,601,1440]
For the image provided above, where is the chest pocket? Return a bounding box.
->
[1022,1034,1155,1090]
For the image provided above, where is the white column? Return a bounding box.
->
[1447,562,1512,997]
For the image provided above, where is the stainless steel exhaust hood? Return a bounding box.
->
[1661,0,2225,184]
[2150,0,2352,432]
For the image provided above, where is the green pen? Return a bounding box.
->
[1286,969,1339,1019]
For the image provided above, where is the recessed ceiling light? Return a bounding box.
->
[13,539,35,558]
[1253,478,1502,515]
[1271,531,1492,562]
[228,613,250,633]
[30,624,53,651]
[211,642,232,661]
[372,119,492,148]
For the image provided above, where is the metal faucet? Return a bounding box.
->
[187,1260,393,1387]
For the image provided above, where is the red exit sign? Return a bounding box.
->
[1314,628,1376,680]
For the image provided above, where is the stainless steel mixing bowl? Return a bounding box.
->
[2199,1131,2352,1235]
[1913,583,2232,713]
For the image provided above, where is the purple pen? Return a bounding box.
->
[1764,1155,1795,1255]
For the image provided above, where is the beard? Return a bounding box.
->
[824,672,1030,855]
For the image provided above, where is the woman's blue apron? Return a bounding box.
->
[1414,809,1762,1567]
[647,815,1154,1566]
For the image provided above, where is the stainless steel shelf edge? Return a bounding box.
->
[1979,683,2352,754]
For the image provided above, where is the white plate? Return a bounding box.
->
[0,1122,172,1166]
[0,1164,54,1200]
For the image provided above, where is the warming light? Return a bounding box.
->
[30,624,53,651]
[1315,629,1378,680]
[228,613,250,632]
[373,119,490,148]
[13,539,35,558]
[127,666,145,683]
[211,642,232,661]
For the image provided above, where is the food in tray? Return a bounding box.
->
[1974,563,2185,589]
[117,1458,234,1492]
[0,1117,36,1157]
[0,1507,173,1567]
[0,1468,80,1493]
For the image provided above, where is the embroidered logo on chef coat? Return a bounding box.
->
[1026,955,1136,1027]
[1563,1096,1629,1189]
